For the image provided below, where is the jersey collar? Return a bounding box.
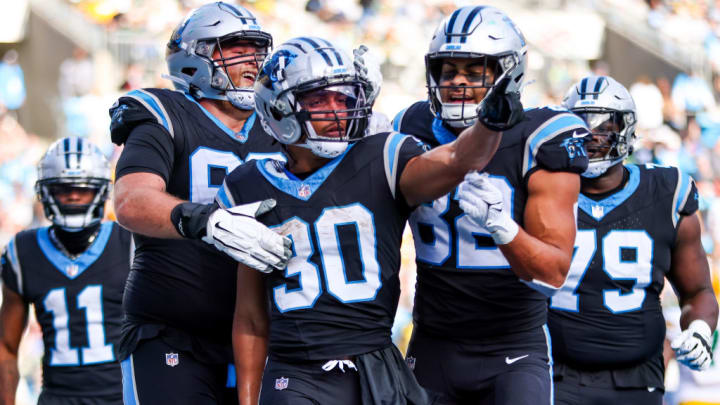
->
[256,144,355,201]
[578,164,640,221]
[37,222,114,279]
[432,118,458,145]
[184,94,256,143]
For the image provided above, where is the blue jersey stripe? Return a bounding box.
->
[36,222,114,279]
[121,357,139,405]
[183,94,254,143]
[674,171,691,223]
[216,184,234,209]
[385,132,406,180]
[578,164,640,220]
[128,90,172,134]
[392,108,408,132]
[526,114,586,170]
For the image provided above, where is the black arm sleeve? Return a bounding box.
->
[115,122,176,182]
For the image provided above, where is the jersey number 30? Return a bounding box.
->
[550,230,653,313]
[272,204,382,312]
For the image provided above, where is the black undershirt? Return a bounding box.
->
[51,223,102,256]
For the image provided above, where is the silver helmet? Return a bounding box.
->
[35,137,111,229]
[426,6,527,128]
[562,75,637,178]
[255,37,371,158]
[166,2,272,110]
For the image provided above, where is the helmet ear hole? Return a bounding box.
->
[181,68,197,76]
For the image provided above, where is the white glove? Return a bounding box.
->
[353,44,382,106]
[457,172,519,245]
[671,319,714,371]
[203,199,292,273]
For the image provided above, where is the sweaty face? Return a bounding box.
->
[213,40,266,89]
[437,58,496,105]
[298,86,358,139]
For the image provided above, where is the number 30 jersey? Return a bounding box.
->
[110,88,283,362]
[0,222,131,397]
[393,101,589,341]
[548,164,698,369]
[218,132,426,360]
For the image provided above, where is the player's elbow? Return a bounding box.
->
[113,193,135,230]
[539,260,570,289]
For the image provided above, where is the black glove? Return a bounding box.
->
[170,202,215,239]
[476,75,525,132]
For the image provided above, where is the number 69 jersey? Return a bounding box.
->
[547,164,698,370]
[218,132,426,360]
[0,222,132,397]
[393,101,589,341]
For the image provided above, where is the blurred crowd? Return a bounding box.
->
[3,0,720,403]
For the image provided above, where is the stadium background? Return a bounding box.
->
[0,0,719,403]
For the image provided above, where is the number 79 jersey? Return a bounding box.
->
[548,164,698,368]
[218,132,426,361]
[394,101,589,341]
[0,222,132,397]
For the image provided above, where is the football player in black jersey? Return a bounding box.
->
[393,6,590,405]
[543,75,719,405]
[0,137,131,405]
[220,36,520,405]
[108,3,290,404]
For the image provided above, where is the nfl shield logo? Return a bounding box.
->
[274,376,289,390]
[591,205,604,219]
[298,184,311,198]
[406,356,416,370]
[165,353,179,367]
[66,264,79,278]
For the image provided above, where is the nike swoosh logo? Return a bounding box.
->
[572,131,587,138]
[505,354,529,365]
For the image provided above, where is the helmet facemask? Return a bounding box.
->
[284,80,371,158]
[193,33,271,110]
[426,52,518,128]
[36,178,110,230]
[574,108,636,178]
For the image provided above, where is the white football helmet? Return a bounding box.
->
[166,2,272,110]
[426,6,527,128]
[35,137,111,230]
[255,37,371,158]
[562,76,637,178]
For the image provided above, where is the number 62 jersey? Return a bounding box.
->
[548,164,698,376]
[1,222,132,397]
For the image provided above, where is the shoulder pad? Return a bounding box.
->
[109,89,176,145]
[522,110,589,176]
